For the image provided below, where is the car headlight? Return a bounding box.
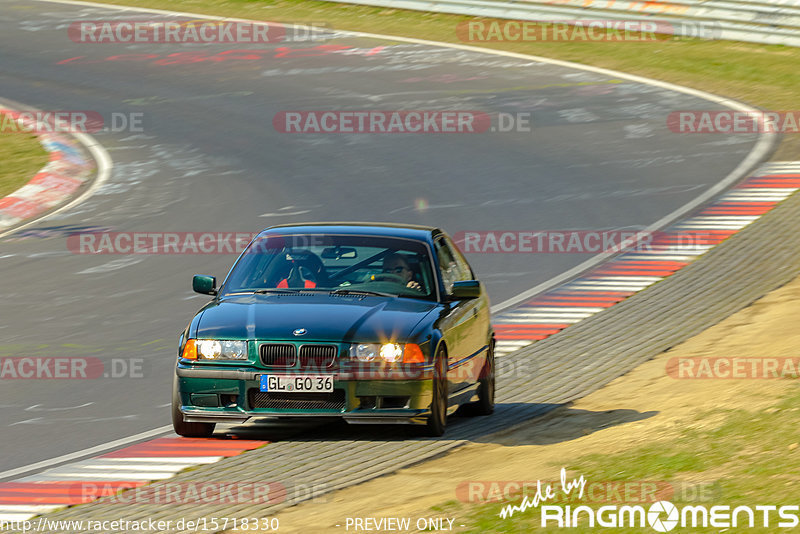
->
[349,343,424,363]
[380,343,403,363]
[351,343,379,362]
[195,339,248,360]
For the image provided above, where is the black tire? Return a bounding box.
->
[424,348,448,437]
[171,374,215,438]
[472,340,495,416]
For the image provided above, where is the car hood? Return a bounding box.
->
[194,294,439,343]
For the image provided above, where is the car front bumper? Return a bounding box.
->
[176,363,435,425]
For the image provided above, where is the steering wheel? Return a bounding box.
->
[372,272,407,284]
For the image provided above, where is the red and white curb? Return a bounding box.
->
[0,438,266,521]
[493,161,800,356]
[0,111,95,232]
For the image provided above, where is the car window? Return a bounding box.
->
[435,237,470,294]
[221,234,436,300]
[444,235,474,280]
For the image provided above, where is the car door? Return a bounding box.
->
[434,236,484,392]
[447,234,491,369]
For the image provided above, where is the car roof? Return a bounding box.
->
[260,222,442,242]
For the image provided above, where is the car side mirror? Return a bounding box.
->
[193,274,217,295]
[451,280,480,299]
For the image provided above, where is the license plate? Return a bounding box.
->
[260,374,334,393]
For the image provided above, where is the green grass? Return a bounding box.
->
[454,388,800,532]
[95,0,800,158]
[0,113,48,198]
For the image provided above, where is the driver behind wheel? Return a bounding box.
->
[382,252,422,291]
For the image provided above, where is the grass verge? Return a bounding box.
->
[93,0,800,158]
[0,113,48,198]
[457,389,800,532]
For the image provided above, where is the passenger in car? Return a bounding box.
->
[277,250,327,288]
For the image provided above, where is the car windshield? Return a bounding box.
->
[220,233,437,300]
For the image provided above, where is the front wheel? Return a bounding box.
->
[424,348,448,437]
[172,374,215,438]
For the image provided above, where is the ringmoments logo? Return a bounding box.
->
[648,501,679,532]
[499,469,798,530]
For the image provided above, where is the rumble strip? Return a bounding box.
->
[0,110,96,232]
[492,161,800,356]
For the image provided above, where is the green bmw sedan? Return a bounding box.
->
[173,223,494,437]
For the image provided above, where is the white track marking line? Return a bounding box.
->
[557,285,637,291]
[92,456,222,464]
[570,280,657,285]
[499,311,595,318]
[725,190,794,195]
[500,314,595,320]
[721,195,792,201]
[677,222,752,227]
[21,472,180,481]
[0,425,172,481]
[622,255,695,261]
[565,285,654,291]
[688,216,761,221]
[17,457,225,482]
[675,221,751,227]
[675,224,751,230]
[496,317,585,324]
[732,189,796,193]
[721,193,793,200]
[642,247,713,255]
[503,308,597,314]
[512,306,607,313]
[0,513,43,522]
[498,310,594,317]
[0,505,63,513]
[62,462,213,472]
[586,276,664,282]
[735,188,798,193]
[0,507,64,523]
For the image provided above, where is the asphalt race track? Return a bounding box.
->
[0,0,763,476]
